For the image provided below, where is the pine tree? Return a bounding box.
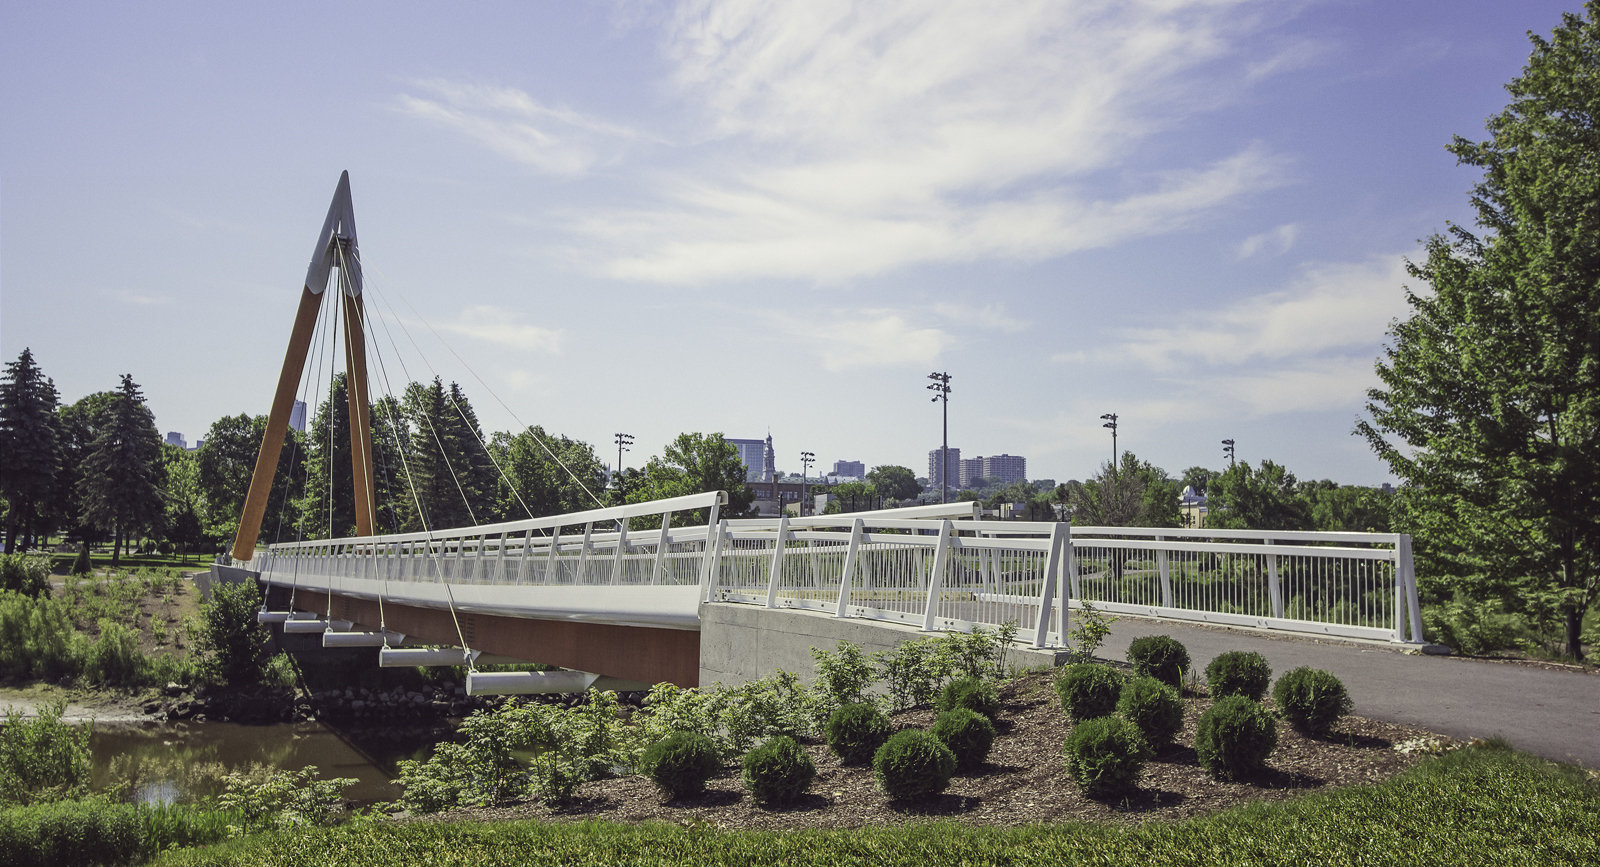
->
[77,375,164,565]
[0,348,62,553]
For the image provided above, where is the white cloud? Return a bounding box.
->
[775,309,953,370]
[933,302,1027,333]
[442,305,564,353]
[1117,255,1410,371]
[396,81,651,176]
[112,290,171,305]
[1236,222,1299,259]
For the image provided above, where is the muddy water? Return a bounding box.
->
[88,720,451,806]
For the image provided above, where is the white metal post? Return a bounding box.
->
[834,518,865,618]
[700,519,728,602]
[1265,539,1283,619]
[516,529,532,584]
[765,514,790,608]
[544,528,561,583]
[1156,535,1172,609]
[650,513,671,585]
[492,532,508,583]
[575,522,594,584]
[611,519,629,585]
[1399,535,1423,643]
[1032,523,1066,647]
[453,536,466,583]
[920,520,954,631]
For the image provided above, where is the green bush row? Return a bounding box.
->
[0,799,233,867]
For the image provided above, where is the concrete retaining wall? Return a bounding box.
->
[698,602,1069,688]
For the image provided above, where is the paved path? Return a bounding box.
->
[1090,617,1599,768]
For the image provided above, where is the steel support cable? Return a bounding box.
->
[287,282,338,612]
[335,246,389,629]
[323,285,341,619]
[353,250,605,510]
[269,284,333,615]
[339,264,473,661]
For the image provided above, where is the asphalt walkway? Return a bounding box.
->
[1090,616,1598,768]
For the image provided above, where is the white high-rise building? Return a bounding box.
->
[832,460,865,477]
[289,399,307,432]
[728,438,767,483]
[982,454,1027,484]
[927,447,960,491]
[164,432,187,450]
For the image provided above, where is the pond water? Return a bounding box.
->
[88,719,451,806]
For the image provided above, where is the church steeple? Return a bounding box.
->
[763,431,776,483]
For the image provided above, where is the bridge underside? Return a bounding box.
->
[271,586,701,687]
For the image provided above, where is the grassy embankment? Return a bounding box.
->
[152,743,1598,867]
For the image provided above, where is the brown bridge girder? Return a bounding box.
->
[275,587,700,687]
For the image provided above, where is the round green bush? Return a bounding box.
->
[1125,635,1190,687]
[935,675,1000,721]
[931,707,997,770]
[1195,695,1279,779]
[639,731,722,798]
[825,702,892,765]
[1053,663,1123,721]
[1115,676,1184,747]
[741,735,816,805]
[1272,667,1354,735]
[872,729,957,801]
[1205,650,1272,701]
[1062,715,1151,798]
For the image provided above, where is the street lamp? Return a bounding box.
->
[613,433,633,486]
[1101,413,1118,467]
[1222,438,1235,468]
[927,372,952,504]
[800,451,815,516]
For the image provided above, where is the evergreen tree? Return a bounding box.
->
[50,392,116,547]
[77,375,164,565]
[0,349,61,553]
[1360,3,1600,658]
[398,378,474,532]
[303,374,357,539]
[494,425,607,520]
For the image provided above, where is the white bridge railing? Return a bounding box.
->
[234,493,1424,646]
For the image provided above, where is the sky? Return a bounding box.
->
[0,0,1583,487]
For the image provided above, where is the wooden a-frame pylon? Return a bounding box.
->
[232,171,376,560]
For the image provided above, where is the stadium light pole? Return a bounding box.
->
[613,433,633,487]
[928,372,952,503]
[1101,413,1118,467]
[1222,438,1235,468]
[800,451,815,516]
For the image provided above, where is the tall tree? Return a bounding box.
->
[1068,452,1179,528]
[628,433,755,525]
[197,413,302,545]
[77,375,164,564]
[1206,460,1312,532]
[0,349,61,552]
[866,465,920,503]
[1359,4,1600,659]
[492,426,607,520]
[50,391,116,545]
[395,377,476,532]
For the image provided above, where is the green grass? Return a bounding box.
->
[50,552,213,575]
[154,742,1598,866]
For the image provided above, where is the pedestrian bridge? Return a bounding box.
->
[221,490,1425,695]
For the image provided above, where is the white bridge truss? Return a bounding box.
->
[239,493,1425,647]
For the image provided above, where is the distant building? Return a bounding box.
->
[763,433,776,483]
[164,432,187,450]
[959,457,985,487]
[982,454,1026,484]
[832,460,865,478]
[927,447,960,491]
[727,438,767,483]
[748,480,810,516]
[289,399,307,432]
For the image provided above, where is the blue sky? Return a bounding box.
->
[0,0,1580,486]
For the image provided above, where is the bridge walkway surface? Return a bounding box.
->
[1095,617,1599,769]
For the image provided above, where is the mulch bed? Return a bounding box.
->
[415,670,1456,831]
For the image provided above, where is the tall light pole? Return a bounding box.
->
[614,433,633,487]
[927,372,952,503]
[1222,438,1235,468]
[1101,413,1119,467]
[800,451,814,516]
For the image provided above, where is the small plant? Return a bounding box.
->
[86,620,147,686]
[217,765,357,834]
[1053,663,1123,721]
[71,544,93,577]
[1068,599,1116,662]
[872,729,957,801]
[825,702,892,765]
[0,553,51,598]
[1272,667,1354,735]
[810,640,876,715]
[1125,635,1190,688]
[876,637,947,711]
[0,703,92,805]
[1195,695,1279,779]
[934,675,1000,721]
[931,707,996,771]
[1062,714,1151,798]
[1205,650,1272,701]
[1115,676,1184,748]
[741,735,816,805]
[639,732,722,799]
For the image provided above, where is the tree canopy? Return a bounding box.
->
[628,433,754,524]
[0,349,61,552]
[1359,4,1600,659]
[866,465,920,503]
[76,375,164,564]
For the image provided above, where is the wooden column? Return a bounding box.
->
[342,291,377,537]
[232,287,324,561]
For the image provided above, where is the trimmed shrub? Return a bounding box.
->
[1195,695,1279,779]
[1115,676,1184,748]
[825,702,892,765]
[741,736,816,805]
[932,707,996,771]
[1062,715,1151,798]
[0,798,141,867]
[1205,650,1272,701]
[934,675,1000,722]
[1125,635,1190,687]
[639,732,722,798]
[872,729,957,801]
[1273,667,1354,735]
[1054,663,1123,721]
[71,545,92,577]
